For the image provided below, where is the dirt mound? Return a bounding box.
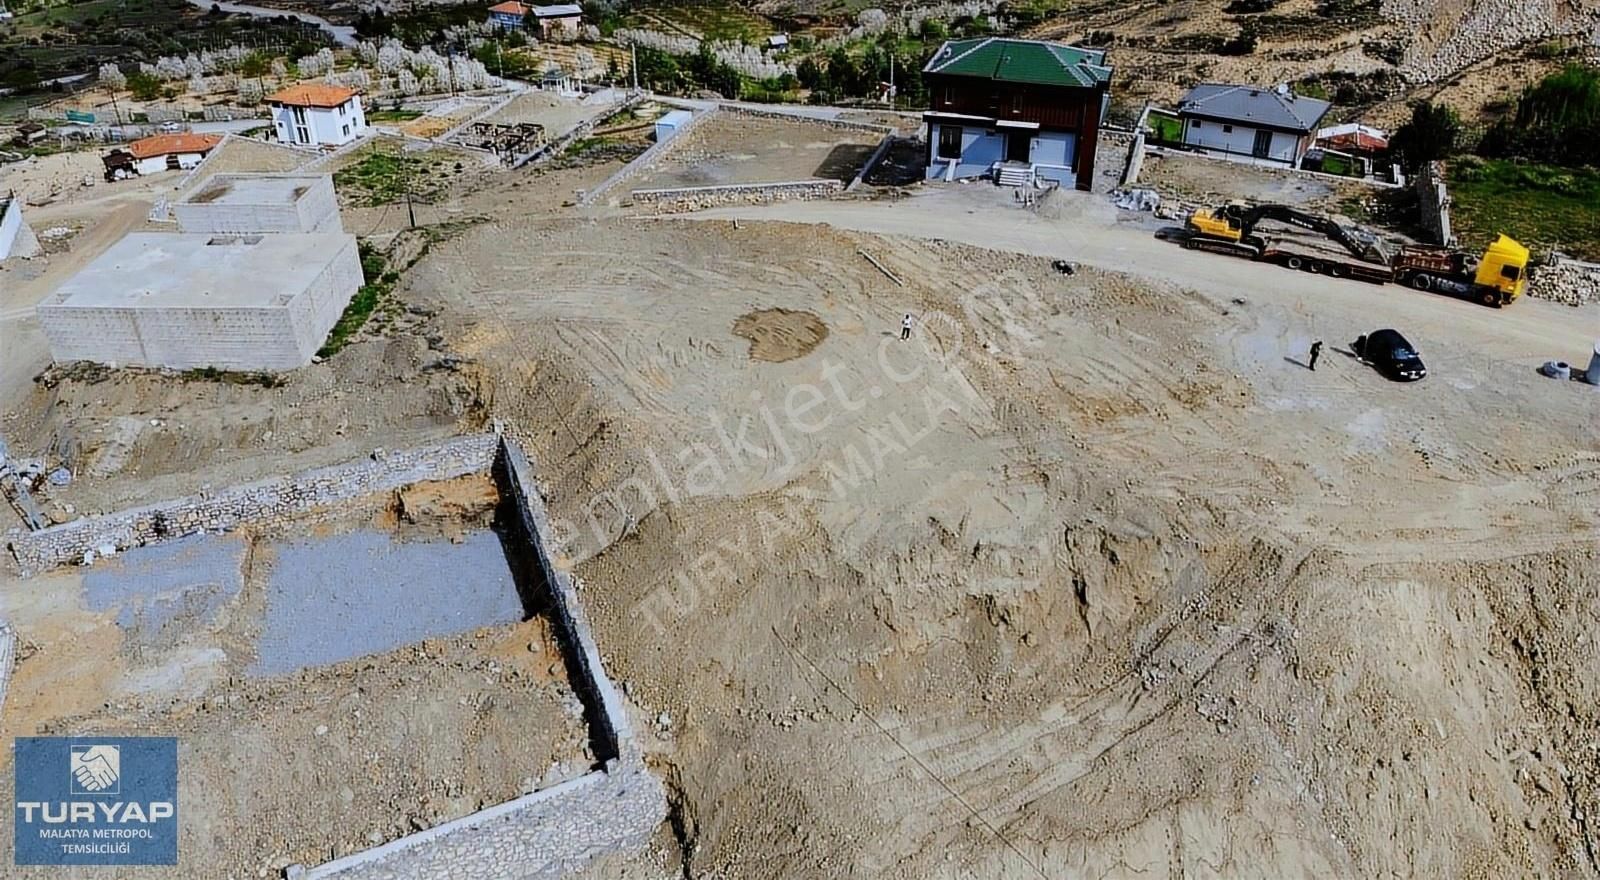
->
[731,308,829,362]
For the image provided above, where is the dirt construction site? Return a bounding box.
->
[2,106,1599,879]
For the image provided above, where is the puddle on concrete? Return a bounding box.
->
[250,527,525,677]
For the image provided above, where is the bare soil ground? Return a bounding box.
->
[3,134,1598,879]
[630,114,880,190]
[487,91,612,137]
[1136,149,1374,214]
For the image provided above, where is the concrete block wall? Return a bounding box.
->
[175,175,343,234]
[6,434,499,573]
[36,234,363,372]
[285,235,364,361]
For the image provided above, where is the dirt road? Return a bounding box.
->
[691,186,1599,367]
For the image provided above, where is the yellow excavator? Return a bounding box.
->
[1179,202,1529,307]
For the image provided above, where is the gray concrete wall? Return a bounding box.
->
[37,233,362,371]
[175,175,342,234]
[6,434,499,573]
[0,196,39,260]
[287,235,364,361]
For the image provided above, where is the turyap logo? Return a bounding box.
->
[15,737,178,866]
[70,745,121,794]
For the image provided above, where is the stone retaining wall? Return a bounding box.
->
[847,134,898,191]
[497,438,634,762]
[285,435,665,879]
[292,761,663,880]
[6,434,499,573]
[631,178,843,213]
[716,103,893,134]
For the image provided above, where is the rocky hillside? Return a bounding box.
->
[1387,0,1600,82]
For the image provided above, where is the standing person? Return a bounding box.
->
[901,313,914,341]
[1309,340,1323,371]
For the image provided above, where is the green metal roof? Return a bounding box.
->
[923,38,1111,88]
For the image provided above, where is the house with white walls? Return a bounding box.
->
[101,133,223,179]
[268,83,368,148]
[1176,83,1331,167]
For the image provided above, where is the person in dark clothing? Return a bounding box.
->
[1309,340,1323,371]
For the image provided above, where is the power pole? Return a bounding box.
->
[631,42,638,93]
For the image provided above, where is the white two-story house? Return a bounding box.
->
[268,83,368,148]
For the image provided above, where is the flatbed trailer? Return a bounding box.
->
[1174,215,1530,306]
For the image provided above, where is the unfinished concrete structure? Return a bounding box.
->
[174,174,344,234]
[37,232,362,371]
[0,193,40,259]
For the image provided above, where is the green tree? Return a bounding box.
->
[1479,64,1600,166]
[127,70,162,101]
[1389,100,1461,169]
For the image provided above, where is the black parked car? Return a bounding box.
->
[1352,329,1427,381]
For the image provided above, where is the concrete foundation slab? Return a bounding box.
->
[37,232,364,371]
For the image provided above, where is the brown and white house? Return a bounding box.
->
[922,37,1113,191]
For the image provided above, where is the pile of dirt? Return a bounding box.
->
[732,308,829,362]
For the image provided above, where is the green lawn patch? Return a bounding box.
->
[1449,157,1600,261]
[332,148,430,207]
[366,109,425,122]
[1147,110,1182,144]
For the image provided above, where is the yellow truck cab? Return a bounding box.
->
[1474,234,1530,301]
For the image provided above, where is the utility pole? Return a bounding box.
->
[631,41,638,93]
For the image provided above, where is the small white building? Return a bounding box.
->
[654,110,693,143]
[268,83,368,148]
[102,133,223,178]
[1175,83,1331,167]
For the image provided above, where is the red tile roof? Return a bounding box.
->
[488,1,527,14]
[1322,130,1388,152]
[267,83,359,108]
[126,133,223,160]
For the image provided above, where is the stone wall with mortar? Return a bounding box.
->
[717,103,894,135]
[291,761,664,880]
[631,178,843,213]
[285,435,665,879]
[1530,257,1600,307]
[6,434,499,573]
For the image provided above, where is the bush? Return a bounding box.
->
[1477,64,1600,167]
[1389,100,1460,169]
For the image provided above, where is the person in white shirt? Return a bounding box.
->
[900,313,913,341]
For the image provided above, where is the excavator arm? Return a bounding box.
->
[1220,203,1391,264]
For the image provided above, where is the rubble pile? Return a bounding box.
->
[1529,259,1600,307]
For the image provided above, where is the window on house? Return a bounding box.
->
[937,126,963,160]
[342,124,350,136]
[1193,120,1202,128]
[942,86,954,105]
[1011,92,1022,114]
[339,104,347,116]
[1223,124,1233,133]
